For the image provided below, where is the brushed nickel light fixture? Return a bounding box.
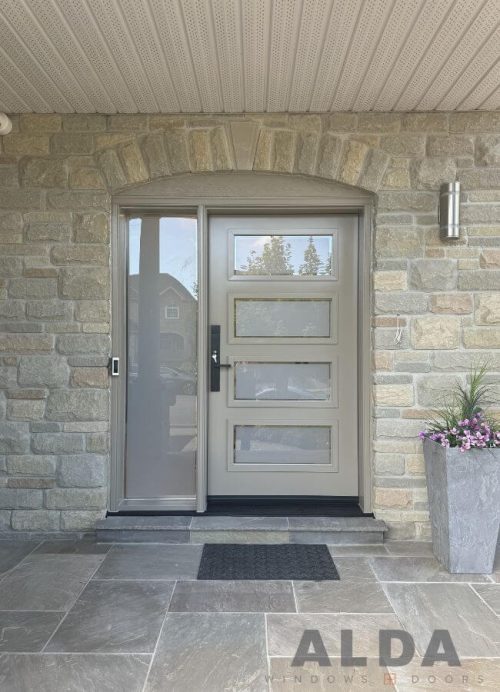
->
[439,181,461,240]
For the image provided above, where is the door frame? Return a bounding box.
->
[110,173,373,513]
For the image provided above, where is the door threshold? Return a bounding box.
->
[108,496,371,518]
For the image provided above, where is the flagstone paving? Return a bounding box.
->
[0,539,498,691]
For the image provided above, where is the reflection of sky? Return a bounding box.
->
[129,217,197,296]
[234,235,332,273]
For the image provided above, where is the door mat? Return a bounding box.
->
[197,543,339,581]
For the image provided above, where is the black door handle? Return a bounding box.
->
[210,325,231,392]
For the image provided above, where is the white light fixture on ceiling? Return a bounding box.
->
[0,113,13,136]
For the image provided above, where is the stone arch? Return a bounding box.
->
[93,117,390,195]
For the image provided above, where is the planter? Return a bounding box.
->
[423,437,500,574]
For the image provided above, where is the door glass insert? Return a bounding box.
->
[234,362,331,400]
[126,215,198,498]
[234,425,331,464]
[234,234,334,276]
[234,298,331,338]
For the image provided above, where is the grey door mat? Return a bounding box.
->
[197,543,339,581]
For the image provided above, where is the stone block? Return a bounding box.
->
[70,367,108,388]
[210,126,232,170]
[74,213,109,244]
[475,293,500,325]
[427,135,473,157]
[7,400,45,421]
[3,135,50,155]
[0,334,53,354]
[26,300,73,321]
[187,130,212,171]
[381,135,425,157]
[374,453,405,475]
[21,158,68,188]
[338,140,368,186]
[272,130,296,173]
[108,114,148,131]
[410,158,456,190]
[375,292,428,314]
[59,267,109,300]
[47,191,109,212]
[46,390,109,422]
[430,293,472,314]
[57,333,109,356]
[97,149,127,189]
[0,164,19,187]
[0,422,30,454]
[358,113,400,132]
[119,141,149,183]
[253,128,273,170]
[316,133,342,179]
[11,510,60,531]
[0,488,42,509]
[32,433,85,454]
[6,455,56,476]
[358,148,390,191]
[376,418,423,438]
[62,114,107,132]
[9,278,57,299]
[295,133,319,175]
[51,245,108,266]
[0,190,42,210]
[141,133,170,178]
[69,166,106,190]
[375,226,424,259]
[75,301,109,323]
[463,328,500,349]
[0,257,23,278]
[381,158,410,189]
[377,191,436,212]
[458,270,500,290]
[450,112,500,133]
[45,487,107,510]
[86,432,109,453]
[20,114,62,133]
[57,454,107,487]
[461,205,500,225]
[475,135,500,166]
[411,316,460,349]
[417,375,458,407]
[375,488,412,509]
[479,249,500,269]
[373,270,407,292]
[409,259,456,290]
[7,477,55,489]
[60,510,104,531]
[459,168,500,190]
[164,129,190,173]
[374,384,414,407]
[51,133,93,155]
[0,300,24,320]
[18,355,69,387]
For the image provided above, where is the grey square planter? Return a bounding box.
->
[423,437,500,574]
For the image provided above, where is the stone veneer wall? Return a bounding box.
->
[0,111,500,538]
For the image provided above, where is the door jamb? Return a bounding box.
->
[111,195,373,514]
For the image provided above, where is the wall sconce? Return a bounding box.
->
[439,181,460,240]
[0,113,12,135]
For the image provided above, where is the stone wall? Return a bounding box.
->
[1,112,500,538]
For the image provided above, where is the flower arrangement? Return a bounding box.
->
[419,365,500,452]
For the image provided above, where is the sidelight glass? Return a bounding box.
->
[234,234,334,276]
[234,298,331,338]
[126,215,198,498]
[234,362,331,400]
[234,425,331,464]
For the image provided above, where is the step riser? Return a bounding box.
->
[96,529,384,544]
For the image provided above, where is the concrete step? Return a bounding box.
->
[96,515,387,544]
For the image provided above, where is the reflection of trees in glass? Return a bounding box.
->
[243,236,293,275]
[299,236,321,275]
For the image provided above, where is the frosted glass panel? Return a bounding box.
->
[234,362,331,400]
[235,299,331,338]
[126,215,198,498]
[234,426,331,464]
[234,235,334,276]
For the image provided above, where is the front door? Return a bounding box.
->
[208,215,358,497]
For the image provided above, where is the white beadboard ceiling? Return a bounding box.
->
[0,0,499,114]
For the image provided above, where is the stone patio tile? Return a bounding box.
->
[0,653,150,692]
[169,580,296,612]
[269,658,395,691]
[329,557,378,581]
[0,542,40,574]
[384,541,434,557]
[0,554,103,611]
[387,658,500,691]
[33,539,111,555]
[145,613,267,692]
[46,580,174,653]
[266,613,401,657]
[383,583,500,657]
[0,612,63,652]
[94,544,203,580]
[294,580,394,613]
[472,584,500,615]
[370,556,492,583]
[328,545,389,556]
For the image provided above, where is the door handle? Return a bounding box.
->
[210,325,231,392]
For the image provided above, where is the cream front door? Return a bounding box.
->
[207,215,358,497]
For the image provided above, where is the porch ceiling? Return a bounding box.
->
[0,0,499,115]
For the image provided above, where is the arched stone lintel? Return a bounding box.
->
[93,120,390,196]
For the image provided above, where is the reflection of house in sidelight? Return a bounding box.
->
[128,273,197,380]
